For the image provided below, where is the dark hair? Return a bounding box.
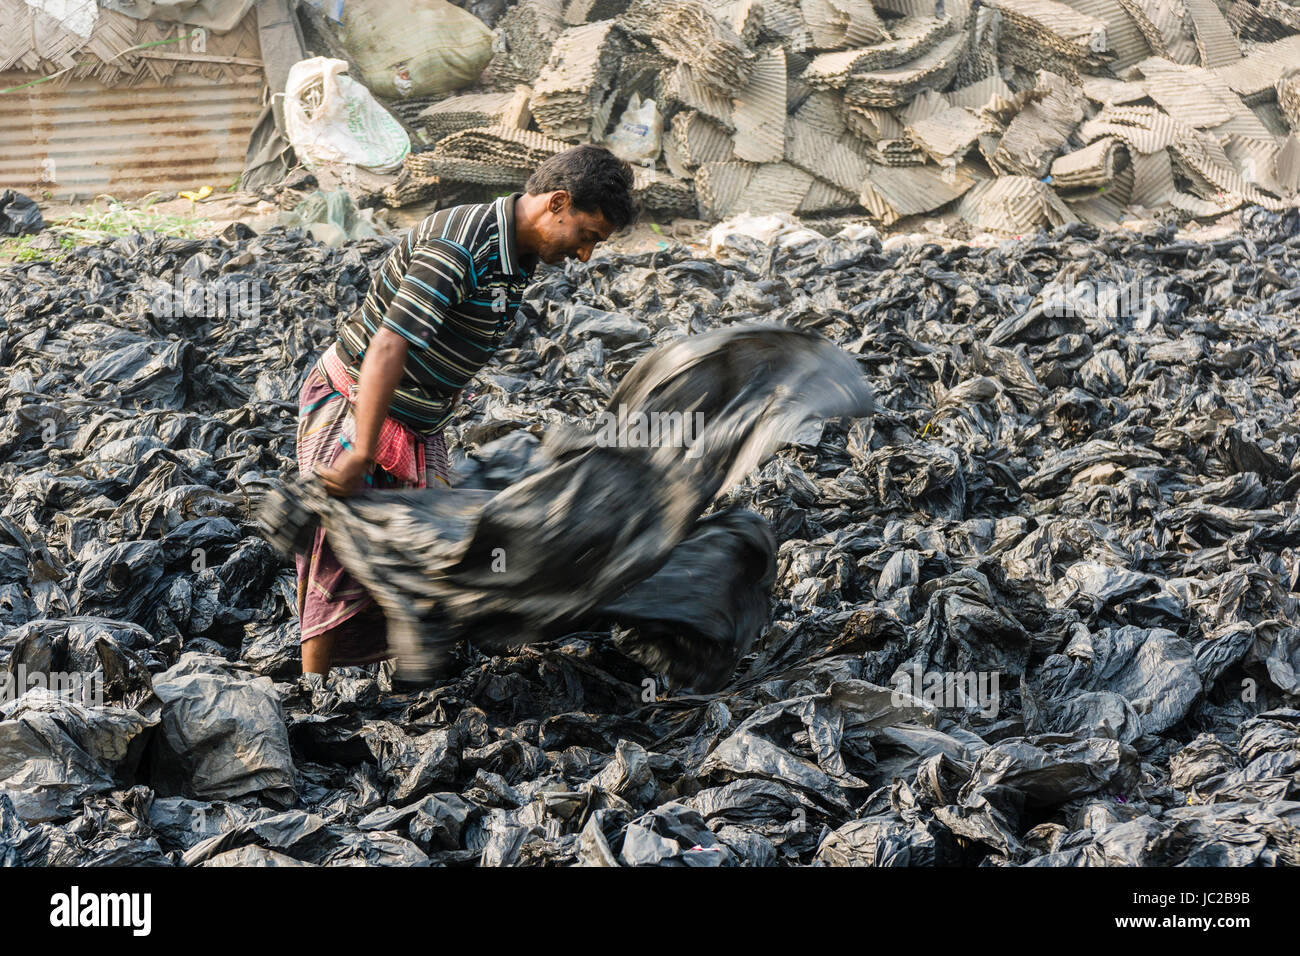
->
[525,145,637,229]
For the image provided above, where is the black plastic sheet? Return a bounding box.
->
[259,324,871,686]
[2,208,1300,866]
[0,190,44,238]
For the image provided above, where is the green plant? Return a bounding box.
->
[0,232,76,264]
[50,195,205,241]
[1,195,208,264]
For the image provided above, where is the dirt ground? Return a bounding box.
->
[11,169,1247,265]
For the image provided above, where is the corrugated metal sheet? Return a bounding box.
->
[731,47,786,163]
[0,70,264,200]
[1060,0,1153,70]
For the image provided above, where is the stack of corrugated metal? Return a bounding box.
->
[406,126,572,185]
[483,0,568,87]
[417,86,534,145]
[620,0,756,95]
[384,0,1300,233]
[528,19,628,140]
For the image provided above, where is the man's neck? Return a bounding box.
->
[514,193,546,260]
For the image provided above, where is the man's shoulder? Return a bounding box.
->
[410,199,509,276]
[415,200,499,246]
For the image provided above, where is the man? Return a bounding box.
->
[294,145,636,676]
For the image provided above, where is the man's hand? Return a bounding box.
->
[317,448,371,497]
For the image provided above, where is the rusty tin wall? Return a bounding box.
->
[0,69,265,201]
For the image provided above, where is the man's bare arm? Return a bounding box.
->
[351,327,409,458]
[317,327,409,496]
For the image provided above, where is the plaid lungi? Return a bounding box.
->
[294,342,451,666]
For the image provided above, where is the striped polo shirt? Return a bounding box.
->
[335,193,538,432]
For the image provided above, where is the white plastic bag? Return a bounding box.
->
[283,57,411,174]
[706,213,824,256]
[606,94,662,166]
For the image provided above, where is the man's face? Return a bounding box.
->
[536,191,616,265]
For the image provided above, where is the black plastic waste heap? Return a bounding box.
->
[1,207,1299,866]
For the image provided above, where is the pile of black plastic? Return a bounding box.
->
[1,208,1298,866]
